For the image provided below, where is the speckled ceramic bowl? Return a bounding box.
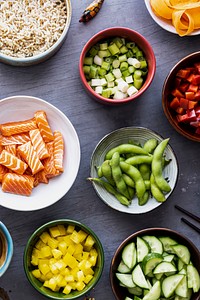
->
[0,222,13,277]
[110,227,200,300]
[90,127,178,214]
[0,0,72,66]
[23,219,104,299]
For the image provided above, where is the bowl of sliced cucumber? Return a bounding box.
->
[79,27,156,105]
[110,227,200,300]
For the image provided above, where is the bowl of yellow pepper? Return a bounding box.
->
[23,219,104,299]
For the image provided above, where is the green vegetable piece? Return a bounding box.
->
[122,173,135,188]
[134,78,143,90]
[152,138,171,193]
[83,56,93,65]
[105,144,149,160]
[88,177,130,206]
[89,45,99,56]
[101,61,110,71]
[108,43,120,56]
[150,174,166,203]
[120,161,146,202]
[120,61,128,71]
[139,190,149,206]
[139,163,151,180]
[89,65,98,79]
[143,139,158,154]
[101,160,115,186]
[125,155,153,165]
[110,152,130,199]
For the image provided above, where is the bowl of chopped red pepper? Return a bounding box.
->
[162,51,200,142]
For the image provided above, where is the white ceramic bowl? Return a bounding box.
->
[144,0,200,36]
[0,95,80,211]
[0,221,13,277]
[0,0,72,66]
[90,127,178,214]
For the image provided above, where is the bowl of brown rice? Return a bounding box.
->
[0,0,72,66]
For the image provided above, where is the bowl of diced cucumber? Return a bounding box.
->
[79,27,156,105]
[110,227,200,300]
[23,219,104,299]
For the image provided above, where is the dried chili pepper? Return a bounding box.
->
[79,0,104,23]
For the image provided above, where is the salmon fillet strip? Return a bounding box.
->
[4,145,17,156]
[0,150,28,175]
[43,142,59,178]
[0,164,7,183]
[2,173,34,196]
[0,118,37,136]
[0,133,30,146]
[53,131,64,172]
[17,141,44,175]
[34,111,54,142]
[29,129,49,160]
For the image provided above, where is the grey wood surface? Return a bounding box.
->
[0,1,200,299]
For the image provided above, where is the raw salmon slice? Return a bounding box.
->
[2,173,34,196]
[29,129,49,160]
[0,165,7,183]
[34,170,49,187]
[43,142,59,178]
[17,141,44,175]
[0,133,30,146]
[4,145,17,156]
[53,131,64,172]
[34,111,54,142]
[0,118,37,137]
[0,150,28,175]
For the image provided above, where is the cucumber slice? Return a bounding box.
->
[153,261,177,274]
[122,242,137,269]
[175,275,190,298]
[162,274,184,298]
[117,260,131,273]
[134,296,142,300]
[163,254,175,262]
[125,297,134,300]
[187,264,200,293]
[128,286,143,296]
[116,273,135,288]
[174,288,192,300]
[143,235,163,254]
[143,281,161,300]
[142,253,163,275]
[132,264,149,289]
[172,244,190,265]
[159,236,177,253]
[137,236,150,262]
[177,258,185,271]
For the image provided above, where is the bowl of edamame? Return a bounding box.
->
[110,227,200,300]
[89,127,179,214]
[79,27,156,105]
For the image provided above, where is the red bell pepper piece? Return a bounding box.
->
[179,82,189,93]
[188,100,197,110]
[191,74,200,85]
[185,91,195,100]
[170,97,180,110]
[194,90,200,101]
[179,98,189,109]
[176,68,191,79]
[171,88,184,98]
[187,84,198,93]
[176,107,185,114]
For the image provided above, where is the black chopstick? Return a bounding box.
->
[181,217,200,234]
[175,204,200,223]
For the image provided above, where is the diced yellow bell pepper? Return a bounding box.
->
[70,266,79,279]
[38,262,50,276]
[63,235,75,247]
[52,249,62,259]
[39,231,51,244]
[44,271,54,280]
[77,270,85,282]
[82,251,89,260]
[32,269,41,279]
[63,284,72,295]
[70,230,79,244]
[60,267,70,276]
[84,274,93,284]
[76,281,86,291]
[57,225,66,236]
[73,243,83,256]
[63,252,78,269]
[65,274,74,282]
[47,237,59,249]
[84,235,95,251]
[49,226,61,238]
[48,277,58,291]
[66,225,75,234]
[35,239,46,250]
[77,230,88,243]
[31,255,39,266]
[54,259,66,271]
[40,246,52,258]
[58,241,67,254]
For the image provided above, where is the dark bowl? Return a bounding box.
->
[79,27,156,105]
[162,51,200,142]
[110,227,200,300]
[24,219,104,299]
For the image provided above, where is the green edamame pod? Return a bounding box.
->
[125,155,152,165]
[152,138,171,193]
[88,177,130,206]
[127,186,135,200]
[139,163,151,180]
[150,174,166,202]
[105,144,149,160]
[144,180,151,190]
[139,191,150,206]
[122,173,135,188]
[110,152,130,199]
[120,161,146,203]
[97,165,103,178]
[101,160,115,186]
[143,138,158,154]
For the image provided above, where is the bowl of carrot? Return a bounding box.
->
[0,95,80,211]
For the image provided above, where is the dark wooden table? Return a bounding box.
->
[0,1,200,299]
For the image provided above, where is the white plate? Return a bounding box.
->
[0,96,81,211]
[90,127,178,214]
[144,0,200,36]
